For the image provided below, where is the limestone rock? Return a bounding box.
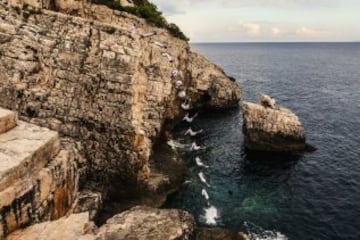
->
[242,102,308,151]
[0,108,81,238]
[97,206,195,240]
[0,108,17,134]
[7,212,97,240]
[0,120,60,192]
[7,207,195,240]
[74,191,103,220]
[0,0,242,200]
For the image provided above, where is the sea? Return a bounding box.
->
[165,43,360,240]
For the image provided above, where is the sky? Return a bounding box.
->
[151,0,360,42]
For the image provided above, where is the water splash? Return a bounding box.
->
[202,205,219,225]
[250,231,288,240]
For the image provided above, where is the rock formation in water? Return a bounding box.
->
[0,0,241,237]
[242,101,309,151]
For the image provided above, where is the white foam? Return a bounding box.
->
[244,221,288,240]
[251,231,288,240]
[203,205,219,225]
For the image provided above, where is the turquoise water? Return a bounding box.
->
[165,43,360,240]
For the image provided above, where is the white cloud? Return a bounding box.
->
[296,27,331,38]
[241,23,261,36]
[150,0,359,42]
[152,2,185,16]
[271,27,281,36]
[152,0,344,14]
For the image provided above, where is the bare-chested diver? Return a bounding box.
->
[183,112,198,123]
[191,141,206,151]
[198,172,210,187]
[195,156,209,168]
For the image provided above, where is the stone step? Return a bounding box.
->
[0,108,17,134]
[0,120,60,192]
[0,148,79,237]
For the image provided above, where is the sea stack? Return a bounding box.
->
[242,95,309,152]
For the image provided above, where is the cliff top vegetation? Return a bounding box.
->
[90,0,190,41]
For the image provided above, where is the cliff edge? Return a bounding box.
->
[0,0,241,210]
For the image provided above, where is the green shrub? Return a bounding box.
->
[167,23,189,42]
[90,0,189,41]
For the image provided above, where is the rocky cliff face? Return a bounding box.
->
[0,0,241,209]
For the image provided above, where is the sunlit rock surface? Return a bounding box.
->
[0,0,241,200]
[0,108,81,238]
[242,102,308,151]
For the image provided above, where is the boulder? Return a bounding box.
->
[97,206,195,240]
[195,227,250,240]
[8,206,195,240]
[242,101,310,151]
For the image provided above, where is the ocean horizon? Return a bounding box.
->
[191,41,360,44]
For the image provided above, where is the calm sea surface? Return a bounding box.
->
[165,43,360,240]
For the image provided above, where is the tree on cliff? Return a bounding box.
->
[90,0,189,41]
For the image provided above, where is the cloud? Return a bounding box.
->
[295,27,331,38]
[152,0,343,14]
[241,23,261,36]
[271,27,281,36]
[152,2,185,16]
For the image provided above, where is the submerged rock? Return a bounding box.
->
[195,227,250,240]
[242,101,310,152]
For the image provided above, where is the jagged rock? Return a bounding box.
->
[0,0,242,203]
[0,108,17,134]
[242,102,309,151]
[7,212,97,240]
[74,191,103,220]
[97,206,195,240]
[0,108,81,238]
[7,206,195,240]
